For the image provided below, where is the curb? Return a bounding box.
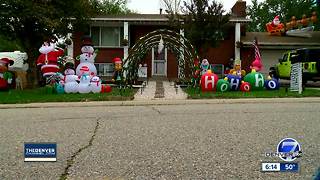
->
[1,97,320,109]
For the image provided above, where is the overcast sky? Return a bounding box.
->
[127,0,260,14]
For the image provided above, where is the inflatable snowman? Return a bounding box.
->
[63,69,79,93]
[76,36,97,78]
[78,74,91,94]
[76,53,97,77]
[90,76,101,93]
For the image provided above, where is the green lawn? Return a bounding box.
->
[0,87,136,104]
[185,87,320,99]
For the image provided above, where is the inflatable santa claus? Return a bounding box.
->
[37,40,64,77]
[266,15,285,36]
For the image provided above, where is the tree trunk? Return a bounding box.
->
[26,47,40,88]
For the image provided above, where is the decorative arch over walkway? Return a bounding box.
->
[123,29,198,84]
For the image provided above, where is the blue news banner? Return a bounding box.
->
[261,162,299,172]
[24,143,57,162]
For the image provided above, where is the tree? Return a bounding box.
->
[92,0,132,15]
[0,0,131,87]
[247,0,317,32]
[164,0,229,58]
[162,0,182,14]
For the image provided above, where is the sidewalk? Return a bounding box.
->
[1,97,320,109]
[134,80,187,100]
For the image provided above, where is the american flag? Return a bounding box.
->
[253,37,262,61]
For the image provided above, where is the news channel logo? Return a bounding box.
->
[265,138,302,162]
[24,143,57,162]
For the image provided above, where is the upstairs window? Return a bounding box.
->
[91,26,123,47]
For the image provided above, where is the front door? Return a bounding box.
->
[152,46,167,76]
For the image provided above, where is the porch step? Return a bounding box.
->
[150,76,168,81]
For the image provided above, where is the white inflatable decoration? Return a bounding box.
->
[76,38,97,78]
[158,36,164,54]
[63,69,79,93]
[78,74,91,94]
[81,45,94,54]
[90,76,101,93]
[76,51,97,77]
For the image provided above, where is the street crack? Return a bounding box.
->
[59,117,101,180]
[150,106,161,114]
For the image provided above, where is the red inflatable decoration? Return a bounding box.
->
[101,85,112,93]
[240,82,251,92]
[266,15,285,36]
[37,41,64,77]
[200,70,218,92]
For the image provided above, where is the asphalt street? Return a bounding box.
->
[0,99,319,179]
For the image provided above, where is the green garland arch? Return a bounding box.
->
[122,29,198,85]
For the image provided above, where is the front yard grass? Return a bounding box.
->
[185,87,320,99]
[0,87,136,104]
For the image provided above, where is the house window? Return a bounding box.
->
[91,26,122,47]
[95,63,114,76]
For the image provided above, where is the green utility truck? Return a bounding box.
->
[269,48,320,84]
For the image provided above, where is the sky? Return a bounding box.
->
[127,0,259,14]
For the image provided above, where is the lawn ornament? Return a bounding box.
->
[81,36,95,54]
[0,58,14,90]
[112,57,123,82]
[200,69,218,92]
[240,81,251,92]
[101,85,112,93]
[55,80,65,94]
[192,58,201,87]
[286,16,298,30]
[266,15,285,36]
[158,36,164,54]
[78,74,91,94]
[285,12,317,38]
[76,52,97,77]
[200,59,211,75]
[217,78,230,92]
[250,58,263,72]
[243,69,265,90]
[90,76,101,93]
[229,61,246,77]
[63,69,79,93]
[76,36,97,77]
[225,74,241,91]
[37,41,64,77]
[265,76,279,90]
[45,85,55,94]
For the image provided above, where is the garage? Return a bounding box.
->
[259,49,286,75]
[241,32,320,76]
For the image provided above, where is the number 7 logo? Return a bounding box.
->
[277,138,301,162]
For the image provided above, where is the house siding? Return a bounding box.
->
[73,31,85,58]
[73,22,242,80]
[95,48,124,63]
[206,36,235,66]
